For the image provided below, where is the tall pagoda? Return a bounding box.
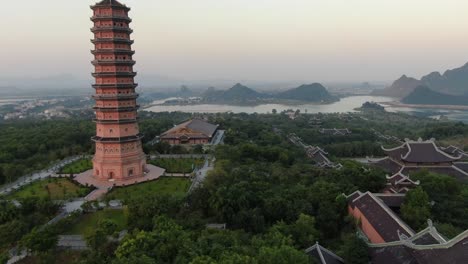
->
[90,0,146,180]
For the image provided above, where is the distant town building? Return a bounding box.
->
[370,138,468,181]
[160,119,219,145]
[90,0,147,180]
[305,242,344,264]
[319,128,351,136]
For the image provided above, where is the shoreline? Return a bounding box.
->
[382,101,468,111]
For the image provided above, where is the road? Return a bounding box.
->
[0,156,85,196]
[211,130,225,145]
[189,158,215,192]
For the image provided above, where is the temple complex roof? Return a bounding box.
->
[441,145,468,158]
[401,166,468,182]
[382,138,462,163]
[369,157,403,174]
[305,242,344,264]
[347,191,415,242]
[369,229,468,264]
[161,119,218,139]
[373,193,406,208]
[319,128,351,135]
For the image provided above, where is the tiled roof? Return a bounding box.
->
[382,144,409,161]
[370,157,403,174]
[401,166,468,182]
[383,139,461,164]
[161,119,218,139]
[454,162,468,173]
[442,145,467,158]
[349,192,415,242]
[319,128,351,135]
[369,232,468,264]
[403,142,461,163]
[373,193,405,208]
[305,242,344,264]
[386,171,420,187]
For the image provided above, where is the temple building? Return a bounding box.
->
[319,128,351,136]
[345,191,415,244]
[345,191,468,263]
[305,242,344,264]
[370,138,468,182]
[160,119,219,145]
[383,171,420,194]
[305,146,343,169]
[90,0,147,180]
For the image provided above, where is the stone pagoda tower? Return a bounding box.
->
[90,0,146,181]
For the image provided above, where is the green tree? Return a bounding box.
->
[257,245,308,264]
[401,187,431,230]
[99,219,118,236]
[341,234,369,264]
[86,228,108,251]
[20,227,58,254]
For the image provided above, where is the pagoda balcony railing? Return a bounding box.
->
[92,72,137,77]
[92,83,138,89]
[91,26,133,33]
[91,38,134,44]
[92,133,144,143]
[92,118,138,124]
[92,93,139,100]
[91,15,132,22]
[92,59,136,65]
[93,105,141,112]
[91,49,135,55]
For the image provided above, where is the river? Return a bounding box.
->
[145,96,468,123]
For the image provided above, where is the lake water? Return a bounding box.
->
[146,96,394,114]
[145,96,468,123]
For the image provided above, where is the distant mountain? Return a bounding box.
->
[402,85,468,106]
[201,83,336,104]
[421,63,468,95]
[275,83,337,102]
[202,83,263,103]
[373,62,468,98]
[372,75,422,98]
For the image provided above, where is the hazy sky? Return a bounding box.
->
[1,0,468,83]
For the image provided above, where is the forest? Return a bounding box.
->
[0,111,467,263]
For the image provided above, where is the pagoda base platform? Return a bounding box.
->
[75,164,165,201]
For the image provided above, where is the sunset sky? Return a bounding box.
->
[1,0,468,83]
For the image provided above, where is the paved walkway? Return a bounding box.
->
[58,235,88,251]
[75,164,165,201]
[150,154,209,159]
[211,130,225,145]
[189,158,215,192]
[0,155,85,196]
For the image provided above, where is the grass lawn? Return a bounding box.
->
[60,159,92,174]
[149,158,204,173]
[65,209,128,237]
[8,178,91,200]
[105,177,191,201]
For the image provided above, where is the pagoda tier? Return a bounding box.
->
[90,0,147,181]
